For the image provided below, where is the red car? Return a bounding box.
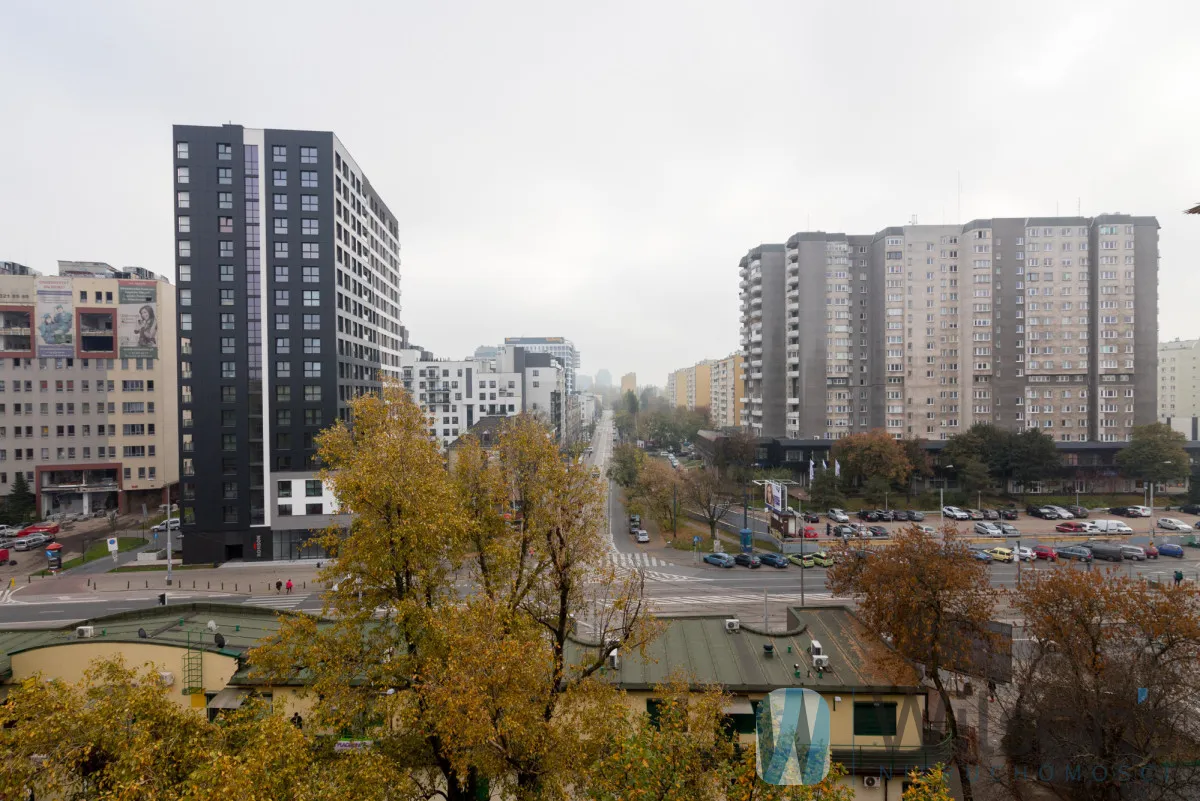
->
[18,522,59,538]
[1055,521,1089,533]
[1144,543,1159,559]
[802,526,819,539]
[1033,545,1058,561]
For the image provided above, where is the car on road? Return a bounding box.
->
[1056,546,1094,562]
[969,548,993,562]
[635,530,650,543]
[703,553,736,568]
[981,508,999,520]
[1014,546,1035,562]
[1065,505,1089,519]
[985,547,1014,563]
[1026,506,1060,520]
[1144,543,1160,559]
[966,509,985,521]
[734,552,762,568]
[758,552,788,569]
[1119,545,1148,561]
[1055,521,1092,533]
[13,533,50,551]
[801,512,821,524]
[827,509,849,523]
[867,526,890,539]
[999,523,1020,537]
[942,506,970,520]
[1082,542,1126,563]
[1158,543,1186,558]
[999,507,1020,520]
[905,510,925,522]
[152,518,181,534]
[1157,518,1194,532]
[801,526,819,539]
[1179,504,1200,516]
[787,552,814,568]
[1032,545,1058,561]
[832,524,857,538]
[974,521,1002,537]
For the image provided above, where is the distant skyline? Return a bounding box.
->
[2,2,1199,382]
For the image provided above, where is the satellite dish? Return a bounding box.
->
[206,620,219,633]
[137,627,148,639]
[214,632,226,649]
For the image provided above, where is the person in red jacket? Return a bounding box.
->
[285,579,293,594]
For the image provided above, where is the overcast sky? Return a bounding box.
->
[2,1,1198,388]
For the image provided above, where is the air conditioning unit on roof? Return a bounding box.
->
[725,618,741,632]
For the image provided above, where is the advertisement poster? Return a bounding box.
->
[764,480,787,514]
[35,276,75,358]
[117,281,159,359]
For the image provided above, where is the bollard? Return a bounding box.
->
[222,582,224,590]
[127,581,130,590]
[249,584,252,593]
[207,581,210,590]
[235,583,238,592]
[192,581,195,589]
[303,581,306,590]
[145,580,148,589]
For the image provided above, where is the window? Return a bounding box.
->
[301,243,319,259]
[303,290,320,306]
[304,385,321,402]
[275,313,290,330]
[275,290,290,306]
[304,479,322,497]
[303,314,320,330]
[276,385,291,403]
[273,169,287,186]
[301,195,318,212]
[218,167,232,185]
[304,409,322,426]
[219,241,234,258]
[273,145,287,162]
[176,190,190,209]
[180,313,192,331]
[300,146,318,164]
[275,265,289,282]
[304,361,321,378]
[303,337,320,354]
[176,141,189,159]
[220,264,235,281]
[177,240,191,258]
[275,242,289,258]
[177,215,190,233]
[221,337,236,354]
[275,337,290,354]
[277,504,293,517]
[277,409,291,427]
[220,313,235,330]
[276,361,291,379]
[853,702,898,736]
[306,503,323,515]
[179,289,192,307]
[217,216,233,233]
[176,166,189,184]
[221,361,236,379]
[278,480,293,498]
[220,288,235,306]
[223,506,238,524]
[276,432,292,449]
[302,219,318,236]
[274,217,289,235]
[301,171,318,188]
[222,434,237,451]
[218,192,233,209]
[302,266,319,282]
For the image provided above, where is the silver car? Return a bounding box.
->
[13,533,49,551]
[973,521,1003,537]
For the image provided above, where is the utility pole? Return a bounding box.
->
[672,482,678,538]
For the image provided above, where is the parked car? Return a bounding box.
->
[810,550,835,568]
[18,522,59,538]
[974,522,1003,537]
[1108,506,1133,517]
[1091,520,1134,534]
[1047,506,1075,519]
[867,526,890,539]
[1158,543,1186,558]
[1014,546,1035,562]
[1119,545,1148,561]
[914,525,938,535]
[703,553,736,568]
[734,553,762,569]
[13,533,50,551]
[966,509,985,521]
[857,509,881,522]
[827,509,849,523]
[905,510,925,522]
[1065,505,1089,519]
[1055,521,1091,533]
[758,552,788,569]
[1144,543,1160,559]
[801,512,820,524]
[1026,506,1060,520]
[801,526,819,539]
[985,547,1014,563]
[970,549,993,562]
[832,524,857,538]
[999,508,1020,520]
[1056,546,1094,562]
[1083,542,1126,563]
[1157,518,1193,532]
[1032,545,1058,561]
[152,518,181,534]
[943,506,970,520]
[787,553,814,568]
[629,514,641,527]
[635,530,650,543]
[981,508,999,520]
[999,523,1020,537]
[1178,504,1200,516]
[1127,506,1153,518]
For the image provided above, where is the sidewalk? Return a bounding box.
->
[9,560,327,600]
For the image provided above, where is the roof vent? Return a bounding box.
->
[763,643,774,657]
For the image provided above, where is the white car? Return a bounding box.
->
[1014,546,1036,562]
[1157,517,1193,532]
[943,506,970,521]
[974,521,1003,537]
[635,530,650,543]
[914,525,938,535]
[827,509,849,523]
[1127,506,1153,518]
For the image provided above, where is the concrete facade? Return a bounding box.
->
[710,353,744,429]
[620,372,636,396]
[1160,338,1200,421]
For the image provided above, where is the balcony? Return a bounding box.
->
[788,397,801,405]
[787,370,800,378]
[830,729,954,777]
[750,345,762,356]
[750,359,762,368]
[750,296,762,307]
[751,332,763,343]
[751,408,763,417]
[751,371,763,379]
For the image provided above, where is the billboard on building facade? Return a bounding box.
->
[35,277,75,358]
[117,281,159,359]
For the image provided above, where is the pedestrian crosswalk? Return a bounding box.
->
[245,593,310,610]
[646,592,841,607]
[608,552,670,569]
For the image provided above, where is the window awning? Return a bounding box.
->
[723,699,754,716]
[207,688,250,710]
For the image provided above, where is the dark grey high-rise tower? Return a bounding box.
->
[172,124,404,563]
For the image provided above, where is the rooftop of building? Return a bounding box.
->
[446,415,509,450]
[1160,338,1200,351]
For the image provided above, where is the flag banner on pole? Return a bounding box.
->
[834,460,841,478]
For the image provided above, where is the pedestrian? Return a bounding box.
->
[1175,570,1183,587]
[286,578,293,594]
[826,522,831,537]
[275,579,282,594]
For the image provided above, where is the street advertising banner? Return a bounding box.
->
[764,480,787,514]
[118,280,159,359]
[35,277,74,358]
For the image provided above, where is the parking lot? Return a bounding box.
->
[0,514,147,579]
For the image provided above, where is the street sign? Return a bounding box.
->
[693,535,701,546]
[106,537,119,553]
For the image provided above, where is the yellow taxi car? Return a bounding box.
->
[985,547,1014,563]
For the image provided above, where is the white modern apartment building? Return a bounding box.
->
[739,214,1159,442]
[501,337,580,394]
[1159,338,1200,423]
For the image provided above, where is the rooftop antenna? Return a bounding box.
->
[957,172,961,223]
[910,214,918,226]
[1078,197,1081,216]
